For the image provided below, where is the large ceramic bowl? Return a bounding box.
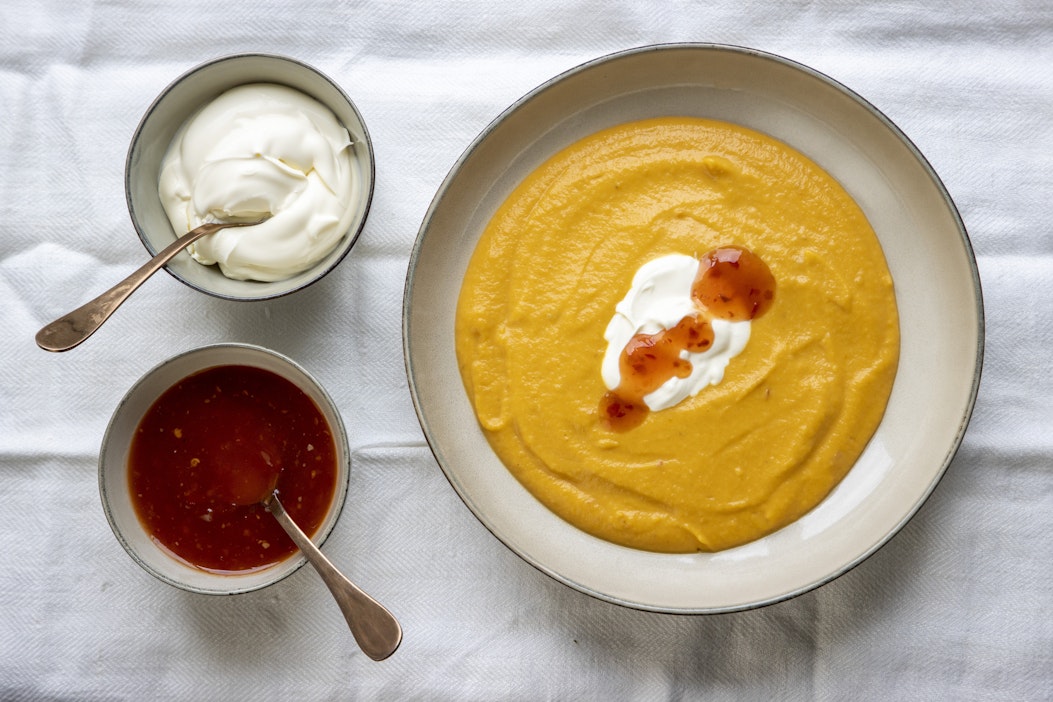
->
[125,53,374,300]
[99,343,351,595]
[403,44,984,613]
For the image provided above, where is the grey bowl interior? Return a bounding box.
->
[125,53,375,300]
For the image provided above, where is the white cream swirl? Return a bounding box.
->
[602,254,751,411]
[158,83,358,282]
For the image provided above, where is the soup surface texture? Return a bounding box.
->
[129,365,338,572]
[454,116,900,553]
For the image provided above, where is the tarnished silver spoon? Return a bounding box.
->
[215,458,402,662]
[264,490,403,661]
[35,219,266,352]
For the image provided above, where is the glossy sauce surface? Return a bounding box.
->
[693,246,777,321]
[129,365,338,573]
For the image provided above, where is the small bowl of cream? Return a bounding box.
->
[126,53,374,300]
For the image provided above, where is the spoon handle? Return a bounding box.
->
[266,493,403,662]
[35,220,258,352]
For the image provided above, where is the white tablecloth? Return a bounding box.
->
[2,1,1050,699]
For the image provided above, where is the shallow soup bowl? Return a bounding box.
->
[99,343,351,595]
[404,43,984,613]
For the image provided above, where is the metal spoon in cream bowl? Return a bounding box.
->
[35,219,267,352]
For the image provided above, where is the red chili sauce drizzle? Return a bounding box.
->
[601,245,776,432]
[128,365,338,573]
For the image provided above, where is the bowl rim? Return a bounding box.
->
[403,42,985,613]
[124,52,376,302]
[98,342,352,595]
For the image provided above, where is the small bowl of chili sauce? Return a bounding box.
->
[99,343,350,594]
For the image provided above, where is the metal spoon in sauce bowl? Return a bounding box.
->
[262,490,403,662]
[35,219,267,353]
[217,458,403,662]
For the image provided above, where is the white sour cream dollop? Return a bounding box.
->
[602,253,751,411]
[158,83,359,282]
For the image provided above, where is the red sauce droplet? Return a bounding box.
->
[128,365,338,573]
[600,391,648,432]
[692,245,776,321]
[600,245,775,432]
